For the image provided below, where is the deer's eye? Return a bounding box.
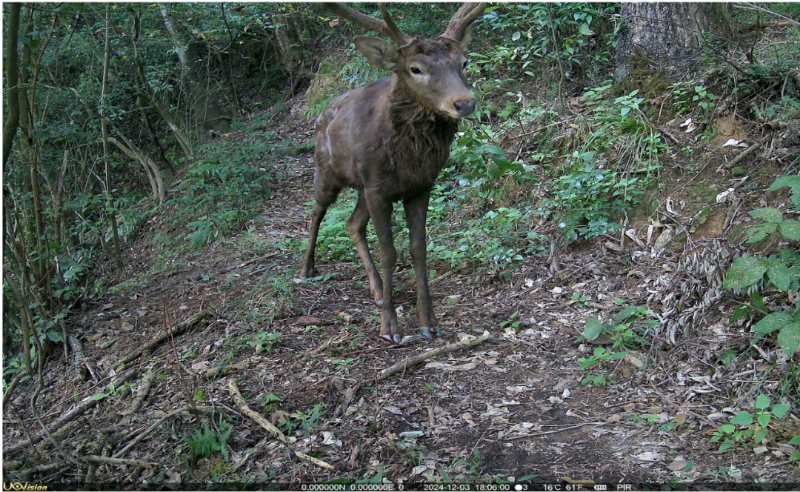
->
[410,67,423,75]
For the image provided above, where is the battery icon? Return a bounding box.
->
[594,486,607,491]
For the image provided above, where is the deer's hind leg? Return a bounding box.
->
[300,169,341,278]
[347,190,383,304]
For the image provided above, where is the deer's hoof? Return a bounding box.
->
[380,334,402,344]
[420,326,442,339]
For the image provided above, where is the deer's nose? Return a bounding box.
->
[454,99,476,117]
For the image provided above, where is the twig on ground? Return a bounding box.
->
[228,379,335,470]
[120,367,157,416]
[5,369,136,455]
[2,369,30,407]
[68,332,88,383]
[376,331,491,381]
[224,252,279,272]
[115,309,211,370]
[505,422,606,441]
[205,360,251,380]
[725,142,761,169]
[228,379,286,443]
[83,456,160,469]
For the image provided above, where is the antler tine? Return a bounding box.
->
[378,3,414,48]
[442,2,488,42]
[327,3,413,47]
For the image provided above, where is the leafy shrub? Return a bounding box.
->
[166,135,274,250]
[541,151,640,243]
[477,3,620,81]
[579,304,657,386]
[711,395,791,451]
[724,175,800,356]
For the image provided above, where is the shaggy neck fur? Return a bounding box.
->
[382,76,459,177]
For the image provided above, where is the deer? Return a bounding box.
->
[300,3,487,343]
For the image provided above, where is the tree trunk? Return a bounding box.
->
[3,3,21,168]
[101,4,123,269]
[159,4,230,137]
[616,3,732,82]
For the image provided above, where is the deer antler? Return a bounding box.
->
[327,3,414,48]
[442,3,488,42]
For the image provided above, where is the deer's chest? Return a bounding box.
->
[380,137,449,199]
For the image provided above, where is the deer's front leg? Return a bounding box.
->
[404,191,439,339]
[365,191,400,343]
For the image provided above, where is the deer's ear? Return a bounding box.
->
[355,37,399,71]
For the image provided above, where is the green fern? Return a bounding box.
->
[184,420,232,460]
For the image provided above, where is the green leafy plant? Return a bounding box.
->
[790,435,800,460]
[451,124,522,179]
[499,311,522,330]
[543,152,640,243]
[724,175,800,356]
[670,80,718,114]
[330,358,355,372]
[92,382,123,401]
[278,403,328,438]
[296,403,327,437]
[261,393,283,406]
[710,395,791,451]
[249,331,282,353]
[476,3,619,81]
[166,136,274,250]
[578,305,656,385]
[570,292,590,307]
[184,420,232,460]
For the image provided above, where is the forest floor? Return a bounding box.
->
[3,93,800,490]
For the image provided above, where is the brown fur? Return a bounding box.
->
[300,3,486,342]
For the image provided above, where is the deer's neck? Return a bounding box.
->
[384,82,459,171]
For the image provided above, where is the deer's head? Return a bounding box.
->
[329,3,487,119]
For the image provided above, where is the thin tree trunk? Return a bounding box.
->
[100,4,122,269]
[219,2,242,111]
[3,3,21,168]
[129,6,193,156]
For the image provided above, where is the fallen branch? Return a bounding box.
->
[2,369,30,408]
[115,309,211,369]
[120,368,157,416]
[68,332,88,383]
[228,379,335,470]
[505,422,606,441]
[725,142,761,168]
[376,331,491,381]
[295,450,335,470]
[223,252,279,272]
[12,463,62,479]
[228,379,286,443]
[4,369,136,455]
[205,360,251,380]
[83,455,159,469]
